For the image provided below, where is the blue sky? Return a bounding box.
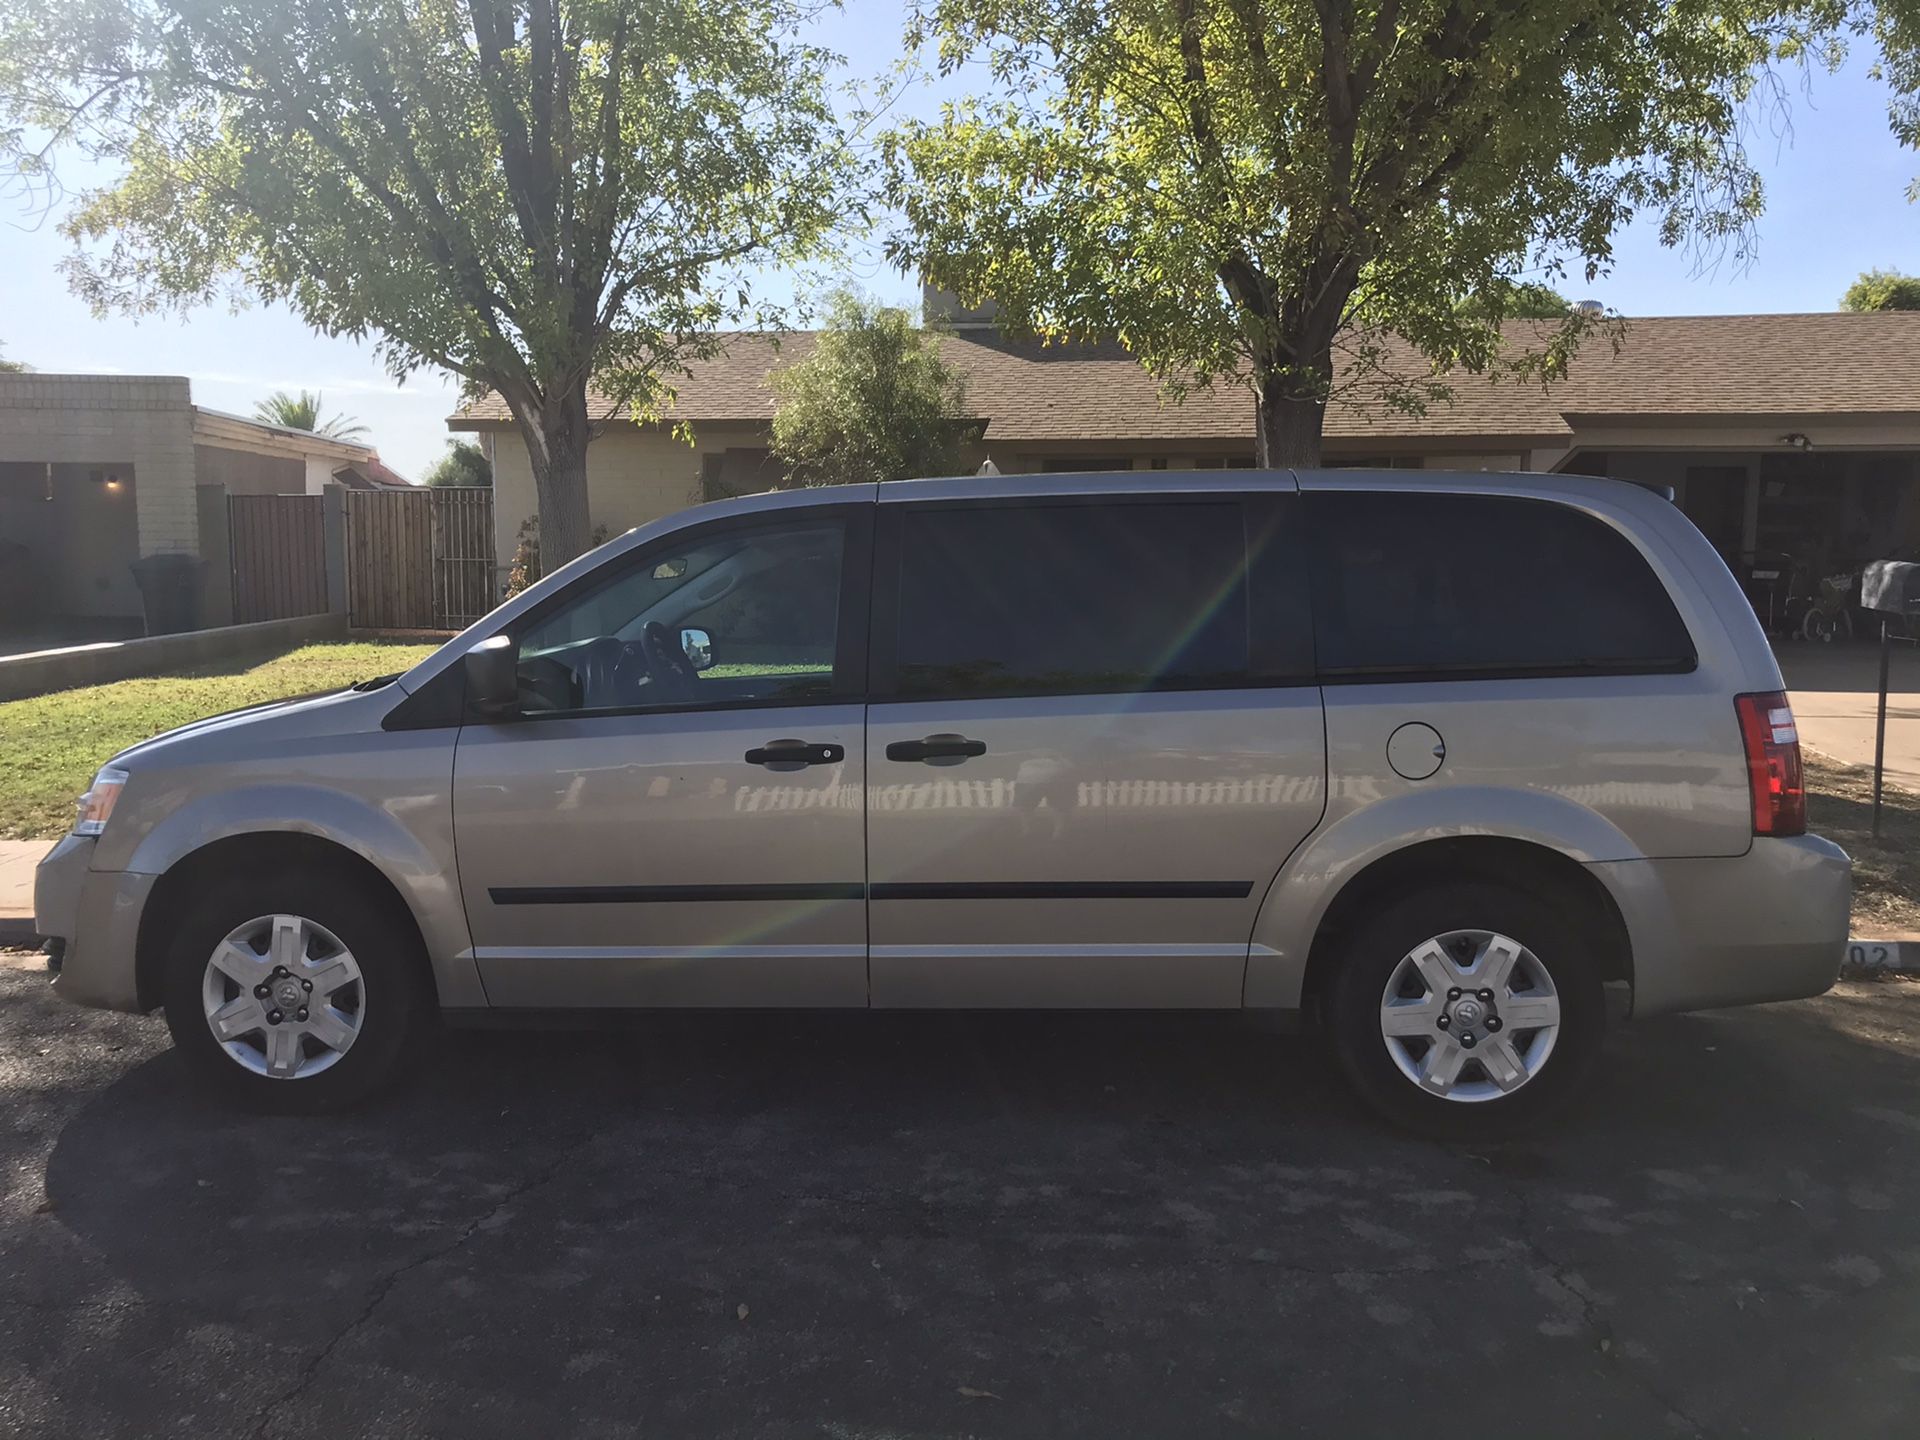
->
[0,2,1914,481]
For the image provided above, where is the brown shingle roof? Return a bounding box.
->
[1547,313,1920,417]
[449,312,1920,442]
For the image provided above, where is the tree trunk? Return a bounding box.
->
[1244,252,1358,470]
[502,377,595,571]
[1253,373,1328,469]
[533,396,594,569]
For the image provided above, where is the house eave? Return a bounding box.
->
[193,407,374,462]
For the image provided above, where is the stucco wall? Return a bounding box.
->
[194,443,304,497]
[0,375,197,558]
[304,456,336,495]
[489,424,721,570]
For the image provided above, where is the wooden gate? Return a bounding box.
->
[345,487,495,630]
[228,493,328,623]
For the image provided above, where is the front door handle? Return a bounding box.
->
[745,739,844,770]
[885,733,988,764]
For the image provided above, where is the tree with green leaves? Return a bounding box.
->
[1455,283,1575,320]
[423,438,494,487]
[0,343,24,373]
[253,389,370,441]
[886,0,1792,466]
[1841,267,1920,310]
[0,0,848,566]
[770,291,973,486]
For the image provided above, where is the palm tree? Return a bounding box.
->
[252,389,369,441]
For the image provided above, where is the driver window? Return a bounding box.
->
[515,518,847,715]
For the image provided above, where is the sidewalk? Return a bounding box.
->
[1780,640,1920,794]
[0,840,51,944]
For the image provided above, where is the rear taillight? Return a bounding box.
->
[1735,691,1805,837]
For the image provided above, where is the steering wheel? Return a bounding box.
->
[577,635,628,708]
[641,621,701,703]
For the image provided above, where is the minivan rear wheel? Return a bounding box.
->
[161,869,429,1112]
[1323,882,1605,1139]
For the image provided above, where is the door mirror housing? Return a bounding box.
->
[680,627,714,671]
[463,635,520,718]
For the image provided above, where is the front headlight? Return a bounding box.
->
[74,765,129,837]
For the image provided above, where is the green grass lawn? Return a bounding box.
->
[0,641,437,841]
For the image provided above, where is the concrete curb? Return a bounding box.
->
[0,612,348,702]
[0,917,41,948]
[1843,939,1920,977]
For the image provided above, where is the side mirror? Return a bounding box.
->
[680,627,714,671]
[463,634,519,719]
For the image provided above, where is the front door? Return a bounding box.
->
[453,500,872,1007]
[863,482,1327,1008]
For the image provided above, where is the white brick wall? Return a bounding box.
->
[0,374,200,557]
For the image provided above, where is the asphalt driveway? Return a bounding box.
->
[3,948,1920,1438]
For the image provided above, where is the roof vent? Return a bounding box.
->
[1574,298,1605,315]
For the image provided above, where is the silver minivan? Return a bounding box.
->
[35,470,1851,1136]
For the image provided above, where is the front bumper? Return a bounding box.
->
[35,834,156,1013]
[1592,834,1851,1018]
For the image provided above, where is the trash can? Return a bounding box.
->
[1863,560,1920,619]
[130,552,202,636]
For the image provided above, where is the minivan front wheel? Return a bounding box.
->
[161,871,429,1112]
[1324,883,1604,1138]
[198,914,366,1081]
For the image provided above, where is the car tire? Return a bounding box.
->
[161,867,432,1113]
[1323,881,1606,1140]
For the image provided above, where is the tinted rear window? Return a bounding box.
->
[1307,491,1695,676]
[892,501,1252,696]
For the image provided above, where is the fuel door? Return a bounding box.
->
[1388,722,1446,781]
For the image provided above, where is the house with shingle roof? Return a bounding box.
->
[448,302,1920,588]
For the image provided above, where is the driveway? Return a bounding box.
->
[3,949,1920,1437]
[1781,639,1920,793]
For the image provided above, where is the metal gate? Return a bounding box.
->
[429,487,497,631]
[228,493,328,623]
[345,487,495,630]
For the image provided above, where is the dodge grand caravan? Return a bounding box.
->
[35,470,1851,1135]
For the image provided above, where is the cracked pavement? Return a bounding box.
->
[3,949,1920,1437]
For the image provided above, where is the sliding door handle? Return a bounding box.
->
[885,733,988,764]
[745,739,844,769]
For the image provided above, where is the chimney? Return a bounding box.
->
[921,282,999,329]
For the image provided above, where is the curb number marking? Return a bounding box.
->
[1847,940,1914,972]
